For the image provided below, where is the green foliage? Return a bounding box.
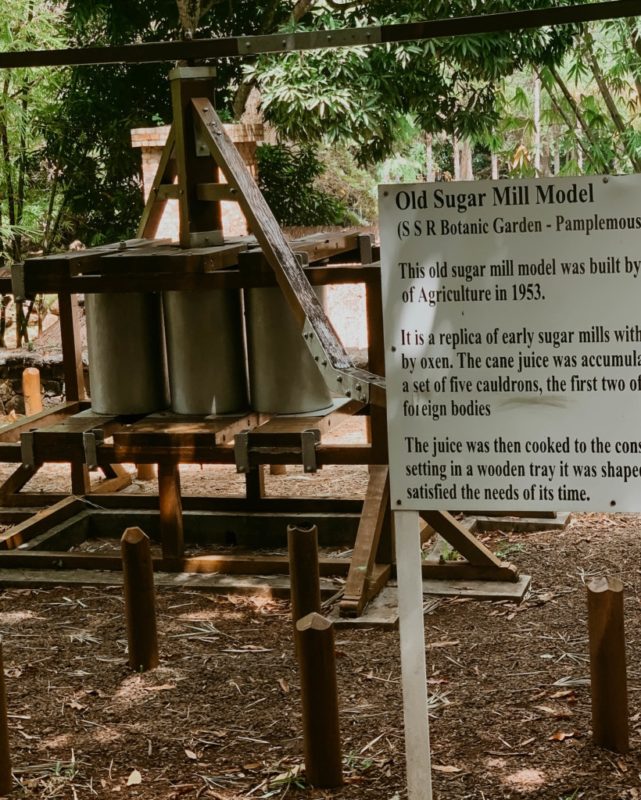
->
[250,2,577,165]
[256,143,347,227]
[0,0,68,262]
[47,0,296,244]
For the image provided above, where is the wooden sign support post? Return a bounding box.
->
[394,511,433,800]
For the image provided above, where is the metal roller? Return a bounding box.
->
[245,287,333,414]
[163,289,248,415]
[85,293,169,415]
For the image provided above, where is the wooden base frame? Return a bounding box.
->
[0,74,521,613]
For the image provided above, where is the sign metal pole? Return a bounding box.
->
[394,509,433,800]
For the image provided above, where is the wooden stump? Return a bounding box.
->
[287,523,321,649]
[296,613,343,788]
[22,368,42,417]
[587,576,629,753]
[121,527,159,671]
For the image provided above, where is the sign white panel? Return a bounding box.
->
[379,175,641,511]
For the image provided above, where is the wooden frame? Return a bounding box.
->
[0,75,519,614]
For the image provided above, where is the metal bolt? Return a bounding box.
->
[356,384,361,391]
[603,176,609,183]
[391,345,396,352]
[345,390,351,397]
[336,376,343,383]
[396,499,402,506]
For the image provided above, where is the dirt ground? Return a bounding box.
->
[0,504,638,800]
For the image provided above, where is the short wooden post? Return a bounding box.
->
[158,463,184,560]
[587,576,629,753]
[136,464,156,481]
[121,527,159,672]
[296,613,343,788]
[0,639,12,795]
[287,523,321,641]
[22,368,42,417]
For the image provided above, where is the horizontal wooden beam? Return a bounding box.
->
[196,183,239,202]
[0,1,636,68]
[6,263,381,296]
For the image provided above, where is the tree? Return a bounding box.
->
[248,1,577,165]
[0,0,67,263]
[48,0,581,241]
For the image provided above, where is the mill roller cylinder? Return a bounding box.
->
[163,289,248,415]
[245,287,333,414]
[85,293,169,415]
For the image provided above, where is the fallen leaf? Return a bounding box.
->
[550,689,577,701]
[127,769,142,786]
[278,678,289,694]
[432,764,463,774]
[67,700,86,711]
[535,705,573,719]
[426,640,460,650]
[548,729,576,742]
[4,668,22,679]
[184,749,197,761]
[143,684,176,692]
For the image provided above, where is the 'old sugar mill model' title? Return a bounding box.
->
[395,182,595,214]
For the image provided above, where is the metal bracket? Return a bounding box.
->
[302,319,371,403]
[168,66,217,81]
[301,429,321,473]
[21,431,35,467]
[234,430,250,473]
[188,229,224,248]
[11,263,26,300]
[82,430,104,469]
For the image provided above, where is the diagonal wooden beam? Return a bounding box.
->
[419,510,510,572]
[0,464,39,505]
[340,465,390,616]
[191,97,385,407]
[137,127,177,239]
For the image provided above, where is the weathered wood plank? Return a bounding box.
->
[112,413,258,449]
[420,510,507,570]
[0,464,38,504]
[0,402,82,443]
[0,497,86,550]
[340,466,389,616]
[138,126,177,239]
[58,294,87,402]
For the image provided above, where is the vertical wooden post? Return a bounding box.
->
[395,511,433,800]
[22,368,42,417]
[121,527,159,672]
[0,639,12,795]
[136,464,156,481]
[245,465,265,504]
[58,293,86,402]
[296,612,343,788]
[587,576,629,753]
[58,293,91,494]
[158,462,184,560]
[287,523,321,637]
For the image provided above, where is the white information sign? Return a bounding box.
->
[379,174,641,512]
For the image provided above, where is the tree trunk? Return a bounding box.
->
[533,73,541,176]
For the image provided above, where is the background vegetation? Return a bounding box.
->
[0,1,640,262]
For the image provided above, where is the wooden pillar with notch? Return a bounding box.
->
[169,66,224,248]
[58,292,91,494]
[158,462,184,561]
